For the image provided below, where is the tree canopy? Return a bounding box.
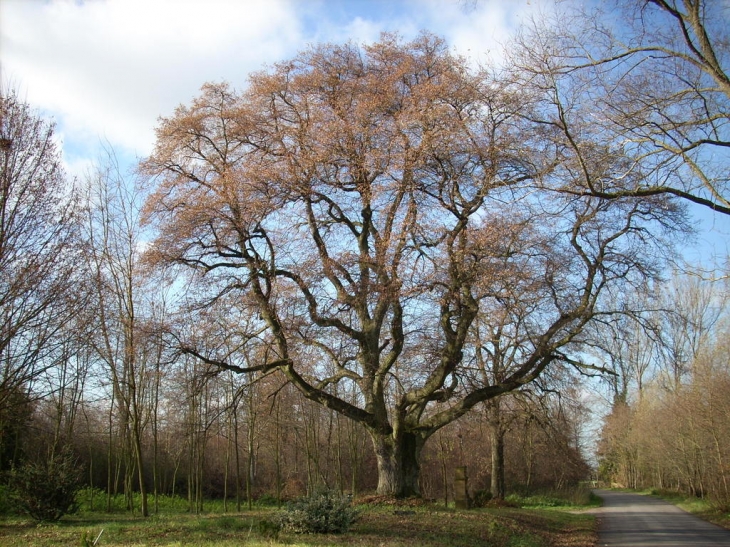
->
[142,33,683,496]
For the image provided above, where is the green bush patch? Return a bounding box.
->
[278,489,359,534]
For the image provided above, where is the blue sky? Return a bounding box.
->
[0,0,533,172]
[1,0,728,266]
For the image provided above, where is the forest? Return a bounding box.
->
[0,0,729,522]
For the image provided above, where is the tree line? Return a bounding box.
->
[0,0,728,517]
[0,90,591,515]
[597,275,730,508]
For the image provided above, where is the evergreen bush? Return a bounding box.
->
[278,489,358,534]
[8,451,82,522]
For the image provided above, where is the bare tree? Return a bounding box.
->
[655,273,726,389]
[0,89,84,466]
[511,0,730,216]
[82,148,154,516]
[596,272,730,504]
[142,34,682,496]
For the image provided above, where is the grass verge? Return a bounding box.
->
[506,487,603,510]
[646,489,730,530]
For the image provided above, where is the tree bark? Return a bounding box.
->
[486,399,507,500]
[490,423,506,500]
[371,430,425,497]
[132,423,148,517]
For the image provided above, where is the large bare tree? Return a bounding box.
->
[142,34,682,496]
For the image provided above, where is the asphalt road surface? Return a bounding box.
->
[593,489,730,546]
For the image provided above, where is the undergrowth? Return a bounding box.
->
[507,486,601,509]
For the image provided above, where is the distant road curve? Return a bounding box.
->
[592,489,730,546]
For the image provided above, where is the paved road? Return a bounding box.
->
[593,489,730,546]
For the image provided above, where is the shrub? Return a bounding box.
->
[8,451,82,522]
[472,489,493,508]
[278,489,358,534]
[0,484,15,515]
[256,493,281,506]
[257,518,282,539]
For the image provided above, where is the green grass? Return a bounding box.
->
[75,488,280,514]
[0,502,597,547]
[506,486,602,510]
[0,512,271,547]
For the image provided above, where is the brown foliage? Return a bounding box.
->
[141,33,679,496]
[597,278,730,507]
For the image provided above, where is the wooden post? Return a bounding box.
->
[454,466,470,509]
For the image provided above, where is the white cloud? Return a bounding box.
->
[414,0,542,67]
[2,0,303,157]
[0,0,541,164]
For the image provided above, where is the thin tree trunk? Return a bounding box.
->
[274,398,282,507]
[234,402,241,511]
[439,432,449,507]
[152,354,161,514]
[132,419,148,516]
[336,412,344,494]
[488,402,506,500]
[246,415,255,510]
[348,416,361,498]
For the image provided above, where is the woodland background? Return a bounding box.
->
[1,0,729,519]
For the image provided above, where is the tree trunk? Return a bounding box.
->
[273,397,281,507]
[132,427,149,517]
[347,418,361,498]
[370,430,424,497]
[152,357,161,515]
[106,391,114,512]
[488,403,506,500]
[438,432,449,507]
[490,427,505,500]
[223,413,231,513]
